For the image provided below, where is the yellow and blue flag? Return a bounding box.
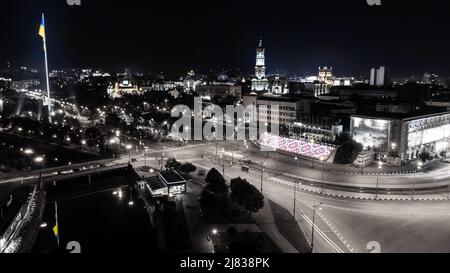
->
[38,15,46,40]
[53,201,60,246]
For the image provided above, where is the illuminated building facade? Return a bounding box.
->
[107,80,142,99]
[370,66,388,86]
[243,95,301,127]
[269,75,289,95]
[351,111,450,163]
[196,84,242,99]
[251,39,269,92]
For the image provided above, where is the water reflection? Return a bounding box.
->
[33,175,157,253]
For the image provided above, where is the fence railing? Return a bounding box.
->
[0,186,39,253]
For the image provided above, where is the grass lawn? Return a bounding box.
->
[269,200,311,253]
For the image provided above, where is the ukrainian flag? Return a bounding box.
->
[53,224,59,244]
[38,15,46,40]
[53,201,60,246]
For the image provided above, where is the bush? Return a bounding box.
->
[335,139,363,165]
[166,158,182,170]
[419,151,432,162]
[179,163,196,174]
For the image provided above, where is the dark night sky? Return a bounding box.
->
[1,0,450,77]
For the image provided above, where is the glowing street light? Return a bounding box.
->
[412,161,424,200]
[34,156,44,186]
[34,156,44,163]
[376,161,383,200]
[24,149,34,155]
[126,144,133,163]
[293,156,300,221]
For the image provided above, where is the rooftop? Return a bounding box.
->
[145,176,166,191]
[159,170,186,184]
[352,107,450,120]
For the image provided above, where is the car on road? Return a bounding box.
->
[197,170,206,176]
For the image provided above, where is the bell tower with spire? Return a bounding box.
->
[252,37,269,91]
[255,38,266,79]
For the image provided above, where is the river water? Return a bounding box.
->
[32,172,157,253]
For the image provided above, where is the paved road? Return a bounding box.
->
[138,141,450,253]
[3,140,450,253]
[139,141,450,191]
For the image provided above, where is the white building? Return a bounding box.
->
[251,39,269,92]
[370,66,387,86]
[243,94,302,127]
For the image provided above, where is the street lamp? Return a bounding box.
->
[320,157,325,193]
[143,146,147,167]
[126,144,133,163]
[161,150,165,170]
[311,203,323,253]
[24,149,34,155]
[293,157,299,221]
[128,186,134,206]
[375,161,383,200]
[207,228,219,252]
[391,143,397,150]
[213,137,218,156]
[412,161,423,200]
[219,154,225,177]
[260,158,267,194]
[34,156,44,187]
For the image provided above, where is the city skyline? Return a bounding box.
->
[2,0,450,258]
[2,0,450,77]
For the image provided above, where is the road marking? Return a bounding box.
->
[302,215,344,253]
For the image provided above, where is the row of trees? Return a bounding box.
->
[199,168,264,218]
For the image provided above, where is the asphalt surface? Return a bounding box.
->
[2,140,450,253]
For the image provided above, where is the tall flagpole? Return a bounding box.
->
[42,13,52,123]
